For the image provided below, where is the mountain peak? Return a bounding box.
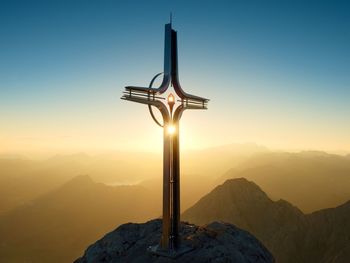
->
[182,177,302,236]
[223,177,259,188]
[75,219,274,263]
[218,177,270,201]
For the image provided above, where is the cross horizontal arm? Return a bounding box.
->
[121,94,163,107]
[121,90,207,111]
[122,91,165,101]
[181,103,208,110]
[181,93,209,103]
[125,86,158,94]
[177,98,208,110]
[125,86,209,105]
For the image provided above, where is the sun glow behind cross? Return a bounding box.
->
[167,124,176,135]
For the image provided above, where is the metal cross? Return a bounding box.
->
[121,21,208,256]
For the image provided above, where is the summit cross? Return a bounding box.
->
[121,21,209,257]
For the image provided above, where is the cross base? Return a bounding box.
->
[147,244,193,259]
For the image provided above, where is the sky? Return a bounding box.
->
[0,0,349,156]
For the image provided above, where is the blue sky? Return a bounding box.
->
[0,0,349,155]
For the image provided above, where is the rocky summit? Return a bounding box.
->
[75,219,274,263]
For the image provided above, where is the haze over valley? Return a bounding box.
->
[0,144,349,262]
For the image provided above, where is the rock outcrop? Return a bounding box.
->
[75,219,275,263]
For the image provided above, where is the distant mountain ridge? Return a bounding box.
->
[0,175,161,263]
[218,151,350,212]
[3,147,348,215]
[0,152,161,215]
[183,178,350,263]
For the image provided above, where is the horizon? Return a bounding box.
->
[1,142,349,160]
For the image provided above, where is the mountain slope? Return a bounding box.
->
[0,175,161,263]
[303,201,350,263]
[183,178,350,263]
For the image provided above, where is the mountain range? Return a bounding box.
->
[0,143,265,216]
[218,151,350,212]
[0,146,349,262]
[1,175,348,263]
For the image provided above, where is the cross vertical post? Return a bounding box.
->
[121,21,209,257]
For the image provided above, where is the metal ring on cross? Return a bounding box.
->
[148,72,165,127]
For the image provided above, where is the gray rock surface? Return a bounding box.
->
[75,219,274,263]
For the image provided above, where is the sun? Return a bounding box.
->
[167,125,176,135]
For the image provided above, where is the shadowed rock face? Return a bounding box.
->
[75,219,275,263]
[182,178,350,263]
